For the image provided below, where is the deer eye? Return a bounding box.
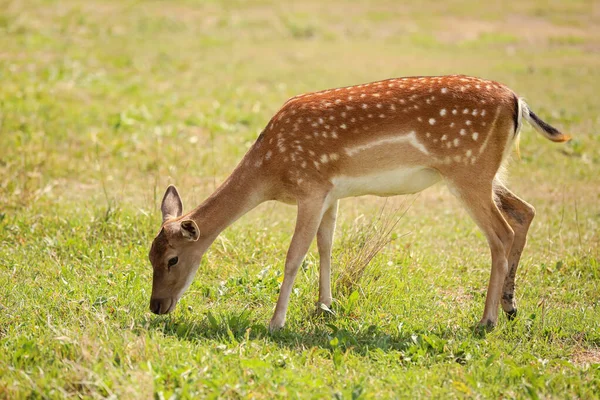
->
[167,256,179,268]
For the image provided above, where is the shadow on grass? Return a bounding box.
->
[142,309,491,361]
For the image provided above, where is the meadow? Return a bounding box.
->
[1,0,599,398]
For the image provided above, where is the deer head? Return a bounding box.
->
[148,185,203,314]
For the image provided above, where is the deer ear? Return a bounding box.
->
[180,220,200,241]
[161,185,183,223]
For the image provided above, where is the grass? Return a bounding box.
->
[1,0,599,398]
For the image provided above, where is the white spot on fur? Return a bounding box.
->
[441,135,447,141]
[429,118,436,125]
[466,120,472,126]
[460,128,466,136]
[362,104,368,109]
[472,132,479,141]
[441,88,448,94]
[440,109,447,116]
[453,138,460,147]
[320,154,329,163]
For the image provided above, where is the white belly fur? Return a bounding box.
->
[330,166,441,199]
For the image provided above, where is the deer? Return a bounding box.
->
[148,74,569,332]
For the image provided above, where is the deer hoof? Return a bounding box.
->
[268,318,284,333]
[477,318,497,331]
[505,308,518,321]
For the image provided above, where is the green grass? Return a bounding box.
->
[1,0,599,398]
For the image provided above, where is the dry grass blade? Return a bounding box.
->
[335,196,415,295]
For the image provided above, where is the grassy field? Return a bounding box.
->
[1,0,599,398]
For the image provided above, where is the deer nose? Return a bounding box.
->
[150,297,175,314]
[150,298,164,314]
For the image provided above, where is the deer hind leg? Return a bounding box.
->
[453,181,515,327]
[493,181,536,320]
[316,200,338,308]
[269,194,330,332]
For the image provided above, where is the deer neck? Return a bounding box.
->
[187,163,266,242]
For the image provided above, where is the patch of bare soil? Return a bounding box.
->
[571,348,600,366]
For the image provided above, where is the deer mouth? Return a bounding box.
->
[149,297,176,314]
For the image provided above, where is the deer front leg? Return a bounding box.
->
[269,197,329,332]
[316,200,338,308]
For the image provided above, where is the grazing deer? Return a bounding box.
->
[148,75,569,331]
